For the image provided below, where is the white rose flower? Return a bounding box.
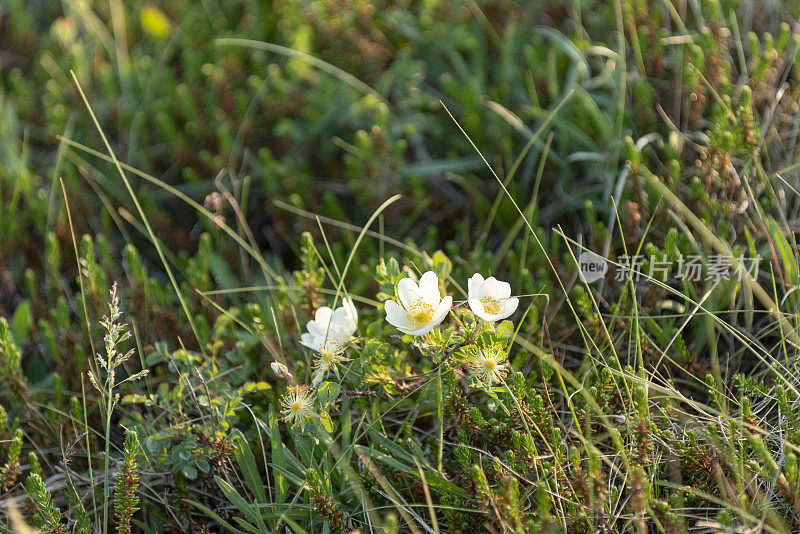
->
[384,271,452,336]
[467,273,519,322]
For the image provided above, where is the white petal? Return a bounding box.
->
[418,271,441,306]
[397,277,422,310]
[500,297,519,318]
[324,327,350,346]
[343,297,358,329]
[385,300,412,329]
[307,307,333,337]
[300,332,321,351]
[402,323,437,336]
[312,368,326,387]
[473,278,489,298]
[314,306,333,322]
[495,281,512,299]
[467,297,481,315]
[468,273,484,299]
[331,305,356,335]
[468,298,495,322]
[483,277,500,295]
[431,296,452,326]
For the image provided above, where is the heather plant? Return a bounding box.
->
[113,430,141,534]
[24,474,63,534]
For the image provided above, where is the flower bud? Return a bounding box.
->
[271,361,292,379]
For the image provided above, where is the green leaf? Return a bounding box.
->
[318,412,335,434]
[765,216,799,286]
[215,476,268,532]
[239,381,272,394]
[317,381,340,406]
[431,250,452,280]
[232,430,266,503]
[10,300,31,344]
[185,500,249,534]
[495,320,514,339]
[387,257,400,278]
[267,406,287,505]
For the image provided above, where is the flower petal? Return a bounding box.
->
[300,332,321,351]
[307,306,333,337]
[385,299,412,330]
[495,281,512,299]
[397,277,422,310]
[468,273,484,299]
[468,298,494,322]
[401,323,437,336]
[474,279,489,298]
[418,271,441,306]
[331,303,357,336]
[500,296,519,318]
[431,296,452,326]
[482,277,499,295]
[343,297,358,328]
[314,306,333,322]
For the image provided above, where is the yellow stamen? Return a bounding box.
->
[479,295,501,315]
[407,299,434,328]
[281,385,316,425]
[468,348,508,384]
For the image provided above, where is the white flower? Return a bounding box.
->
[300,298,357,351]
[301,298,357,342]
[384,271,452,336]
[300,298,357,385]
[467,273,519,322]
[300,327,350,354]
[281,385,316,426]
[468,347,508,384]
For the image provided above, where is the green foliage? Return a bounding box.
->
[25,474,63,534]
[0,428,23,491]
[4,0,800,532]
[0,318,27,403]
[113,430,141,534]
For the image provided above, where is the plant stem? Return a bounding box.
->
[436,363,443,473]
[103,379,113,534]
